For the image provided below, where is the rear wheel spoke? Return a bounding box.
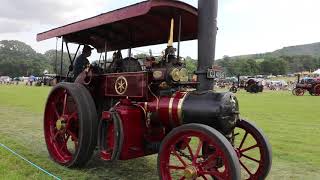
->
[239,131,248,149]
[62,91,68,115]
[239,160,252,176]
[59,134,70,151]
[52,102,60,118]
[242,153,260,163]
[67,130,78,142]
[53,132,60,142]
[240,144,258,153]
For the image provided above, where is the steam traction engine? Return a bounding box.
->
[292,75,320,96]
[38,0,271,179]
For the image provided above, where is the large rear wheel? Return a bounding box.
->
[233,119,272,180]
[313,84,320,96]
[44,82,98,167]
[158,124,241,180]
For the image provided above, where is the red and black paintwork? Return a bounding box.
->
[292,75,320,96]
[40,0,272,179]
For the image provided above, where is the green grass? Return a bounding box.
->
[0,85,320,179]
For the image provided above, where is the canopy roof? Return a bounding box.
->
[37,0,197,52]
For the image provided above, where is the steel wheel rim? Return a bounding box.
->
[44,87,79,164]
[234,120,271,180]
[159,130,233,180]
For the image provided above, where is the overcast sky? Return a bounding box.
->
[1,0,320,61]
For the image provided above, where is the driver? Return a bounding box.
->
[73,45,93,79]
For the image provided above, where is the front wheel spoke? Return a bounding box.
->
[202,153,218,168]
[193,141,203,164]
[199,170,223,180]
[240,144,258,153]
[241,154,260,163]
[186,143,195,160]
[239,160,252,176]
[172,149,187,167]
[168,165,186,170]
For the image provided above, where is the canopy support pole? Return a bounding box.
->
[72,45,81,63]
[104,41,107,71]
[60,37,64,82]
[65,42,72,64]
[55,38,58,74]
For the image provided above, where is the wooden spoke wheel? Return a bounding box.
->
[158,124,240,180]
[44,83,98,167]
[313,84,320,96]
[294,88,305,96]
[233,119,272,180]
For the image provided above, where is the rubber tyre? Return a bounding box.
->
[44,82,98,167]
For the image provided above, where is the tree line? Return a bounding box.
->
[0,40,72,77]
[216,55,320,76]
[0,40,319,77]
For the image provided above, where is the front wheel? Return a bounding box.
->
[294,88,305,96]
[233,119,272,180]
[158,124,241,180]
[43,82,98,167]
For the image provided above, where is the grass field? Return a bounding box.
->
[0,85,320,179]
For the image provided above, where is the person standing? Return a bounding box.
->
[73,45,93,79]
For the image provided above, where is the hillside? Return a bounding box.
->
[230,42,320,59]
[272,42,320,57]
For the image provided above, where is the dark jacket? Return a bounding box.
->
[73,54,89,78]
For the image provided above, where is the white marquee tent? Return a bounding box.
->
[313,69,320,74]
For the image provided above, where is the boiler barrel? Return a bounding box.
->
[143,91,239,136]
[181,91,238,135]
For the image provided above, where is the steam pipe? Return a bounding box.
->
[197,0,218,91]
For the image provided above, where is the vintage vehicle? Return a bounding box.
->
[230,76,263,94]
[37,0,271,179]
[292,75,320,96]
[245,78,263,93]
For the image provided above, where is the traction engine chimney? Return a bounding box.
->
[197,0,218,91]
